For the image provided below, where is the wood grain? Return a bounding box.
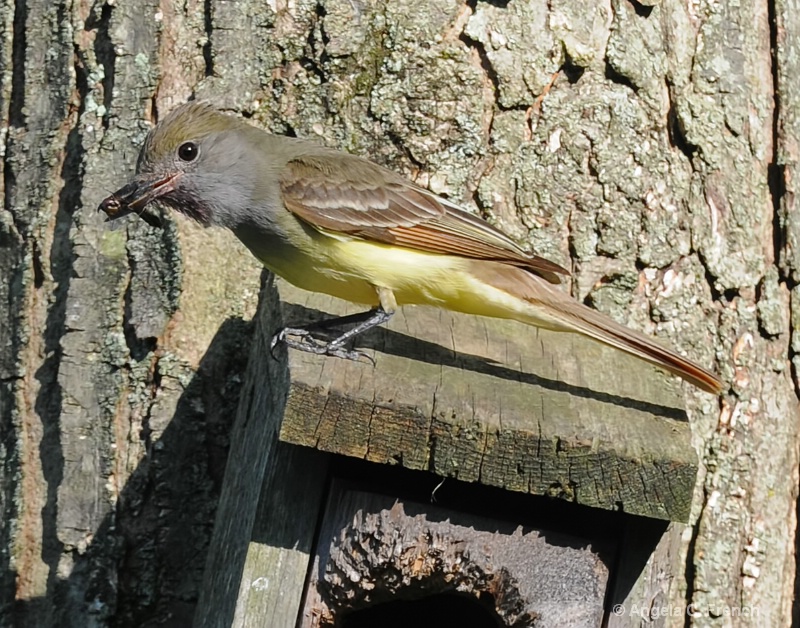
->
[275,279,698,522]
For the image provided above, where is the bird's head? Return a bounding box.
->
[99,102,263,228]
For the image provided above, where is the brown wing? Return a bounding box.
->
[279,153,569,284]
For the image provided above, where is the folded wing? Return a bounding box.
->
[279,154,569,284]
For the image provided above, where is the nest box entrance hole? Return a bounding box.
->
[340,591,505,628]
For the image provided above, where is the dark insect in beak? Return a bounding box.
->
[98,172,181,228]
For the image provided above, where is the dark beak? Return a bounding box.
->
[98,172,181,226]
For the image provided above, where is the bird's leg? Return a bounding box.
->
[321,287,396,356]
[272,309,378,344]
[303,308,384,332]
[271,287,397,361]
[326,307,394,349]
[271,307,393,361]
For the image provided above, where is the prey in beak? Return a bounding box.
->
[98,172,181,228]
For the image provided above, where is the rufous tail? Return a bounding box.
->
[550,297,724,394]
[478,262,725,394]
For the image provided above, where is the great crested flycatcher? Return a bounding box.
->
[99,102,723,394]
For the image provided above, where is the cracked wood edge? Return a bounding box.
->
[275,280,697,522]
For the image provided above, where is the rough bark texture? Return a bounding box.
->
[0,0,797,627]
[0,2,263,626]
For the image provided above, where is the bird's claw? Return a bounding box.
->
[270,327,374,364]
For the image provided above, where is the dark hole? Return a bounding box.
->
[340,592,504,628]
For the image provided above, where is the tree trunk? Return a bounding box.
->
[0,0,796,626]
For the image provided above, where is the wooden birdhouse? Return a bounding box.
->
[195,276,698,627]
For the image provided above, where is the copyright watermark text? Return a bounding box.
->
[612,603,759,619]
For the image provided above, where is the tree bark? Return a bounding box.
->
[0,0,797,626]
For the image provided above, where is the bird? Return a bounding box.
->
[98,101,724,394]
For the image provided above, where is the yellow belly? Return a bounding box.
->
[259,232,466,305]
[243,223,551,326]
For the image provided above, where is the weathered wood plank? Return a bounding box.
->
[195,277,329,628]
[276,280,697,522]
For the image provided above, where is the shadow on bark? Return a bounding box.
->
[15,316,255,628]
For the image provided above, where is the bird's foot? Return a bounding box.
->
[271,307,393,363]
[270,327,375,364]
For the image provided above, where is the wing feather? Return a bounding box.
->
[280,154,569,284]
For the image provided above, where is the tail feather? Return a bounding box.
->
[472,261,724,395]
[554,300,724,395]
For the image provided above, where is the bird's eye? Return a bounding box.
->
[178,141,199,162]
